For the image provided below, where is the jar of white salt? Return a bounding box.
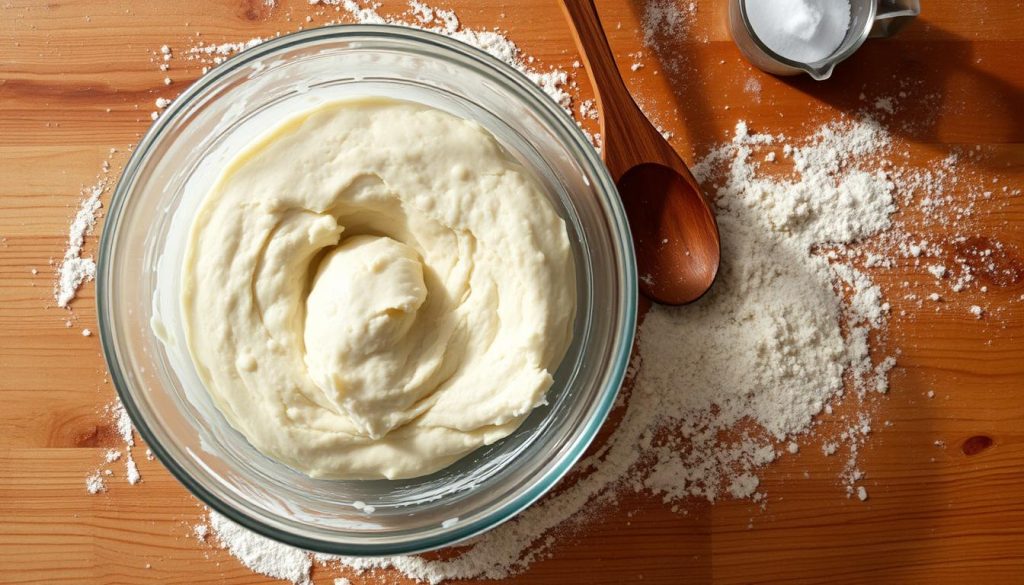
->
[729,0,920,80]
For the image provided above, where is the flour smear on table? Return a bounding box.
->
[55,1,1019,584]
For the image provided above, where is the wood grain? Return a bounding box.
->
[1,0,1022,583]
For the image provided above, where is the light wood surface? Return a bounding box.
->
[1,1,1022,584]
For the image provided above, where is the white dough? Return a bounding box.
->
[180,98,576,479]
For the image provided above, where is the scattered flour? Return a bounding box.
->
[125,452,141,485]
[109,399,135,448]
[640,0,698,73]
[86,399,140,492]
[642,0,697,49]
[744,76,763,102]
[337,1,573,111]
[85,472,106,494]
[874,96,895,114]
[207,511,313,585]
[637,118,897,503]
[184,1,574,115]
[188,37,266,61]
[54,179,106,308]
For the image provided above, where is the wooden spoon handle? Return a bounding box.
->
[559,0,668,180]
[559,0,633,114]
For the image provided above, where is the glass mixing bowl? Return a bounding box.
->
[97,25,636,556]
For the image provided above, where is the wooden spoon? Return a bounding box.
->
[560,0,720,305]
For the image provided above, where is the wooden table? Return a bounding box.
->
[1,1,1022,583]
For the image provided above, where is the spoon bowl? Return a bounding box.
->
[560,0,720,305]
[619,163,720,305]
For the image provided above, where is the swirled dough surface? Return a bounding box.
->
[181,98,576,479]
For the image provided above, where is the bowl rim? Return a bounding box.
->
[97,23,637,556]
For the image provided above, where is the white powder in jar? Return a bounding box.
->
[744,0,851,63]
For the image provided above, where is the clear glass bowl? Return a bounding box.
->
[98,25,636,556]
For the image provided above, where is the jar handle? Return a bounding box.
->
[869,0,921,38]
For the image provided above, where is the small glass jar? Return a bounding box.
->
[729,0,920,80]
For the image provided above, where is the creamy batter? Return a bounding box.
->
[180,98,575,479]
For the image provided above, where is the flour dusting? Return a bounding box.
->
[641,0,699,72]
[182,1,574,115]
[85,471,106,494]
[86,399,141,494]
[205,511,313,585]
[642,0,696,48]
[54,180,105,308]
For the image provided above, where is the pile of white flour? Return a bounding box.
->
[59,1,1019,584]
[639,118,895,503]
